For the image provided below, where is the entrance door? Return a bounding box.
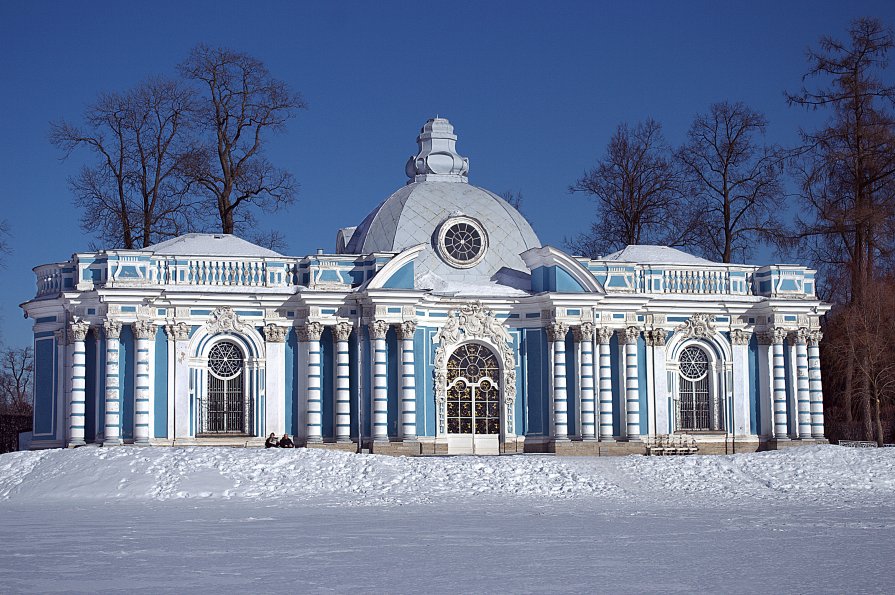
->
[445,344,501,455]
[204,341,246,434]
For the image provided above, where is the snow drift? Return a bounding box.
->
[0,445,892,506]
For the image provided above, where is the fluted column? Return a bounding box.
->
[302,322,324,442]
[808,330,825,438]
[369,320,390,441]
[334,322,353,442]
[766,328,789,439]
[621,327,641,440]
[396,321,417,440]
[547,322,569,440]
[132,320,156,445]
[574,323,596,440]
[102,320,123,446]
[68,320,90,447]
[597,327,614,440]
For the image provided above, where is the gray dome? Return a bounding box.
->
[343,118,541,286]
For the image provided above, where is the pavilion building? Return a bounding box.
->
[21,118,829,455]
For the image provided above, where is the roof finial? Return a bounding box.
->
[405,118,469,183]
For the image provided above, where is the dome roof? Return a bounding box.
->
[343,118,541,286]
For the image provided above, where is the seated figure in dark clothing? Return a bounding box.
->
[278,433,295,448]
[265,432,279,448]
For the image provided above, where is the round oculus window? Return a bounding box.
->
[437,216,488,268]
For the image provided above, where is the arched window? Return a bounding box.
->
[446,343,501,435]
[203,341,248,434]
[677,346,722,431]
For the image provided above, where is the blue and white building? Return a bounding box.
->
[21,118,830,455]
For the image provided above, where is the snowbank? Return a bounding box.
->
[0,445,892,506]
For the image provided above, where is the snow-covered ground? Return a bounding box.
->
[0,445,893,593]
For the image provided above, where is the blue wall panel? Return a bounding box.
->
[119,325,135,440]
[610,333,621,437]
[638,336,648,436]
[749,335,759,434]
[321,327,334,440]
[386,327,399,438]
[84,332,98,442]
[285,329,297,436]
[154,327,168,438]
[33,338,56,438]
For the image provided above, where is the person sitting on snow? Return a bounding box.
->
[265,432,279,448]
[278,433,295,448]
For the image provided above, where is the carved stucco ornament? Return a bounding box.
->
[677,313,716,339]
[206,307,248,335]
[433,302,517,435]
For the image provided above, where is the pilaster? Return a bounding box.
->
[264,322,289,437]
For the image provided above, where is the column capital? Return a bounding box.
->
[164,321,190,341]
[103,319,122,340]
[546,322,568,343]
[808,330,823,347]
[334,321,354,342]
[369,319,389,339]
[618,326,640,345]
[645,328,667,346]
[132,320,156,340]
[263,322,289,343]
[54,329,67,344]
[788,327,809,346]
[299,321,324,342]
[730,328,752,346]
[572,322,594,342]
[596,326,614,345]
[396,320,417,340]
[759,327,787,345]
[69,320,90,342]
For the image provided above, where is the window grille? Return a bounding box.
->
[201,341,249,434]
[446,343,501,435]
[676,346,722,431]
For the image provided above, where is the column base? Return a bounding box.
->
[102,439,123,447]
[67,440,86,448]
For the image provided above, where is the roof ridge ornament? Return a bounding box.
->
[405,117,469,183]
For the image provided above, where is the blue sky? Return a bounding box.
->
[1,0,893,347]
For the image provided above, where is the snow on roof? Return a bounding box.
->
[144,233,282,257]
[416,270,530,296]
[601,245,717,265]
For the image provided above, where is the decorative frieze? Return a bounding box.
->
[263,323,289,343]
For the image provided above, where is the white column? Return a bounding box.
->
[302,322,324,442]
[68,320,90,447]
[370,320,389,441]
[102,320,123,446]
[169,322,191,440]
[792,328,812,439]
[730,329,752,436]
[132,320,156,445]
[548,322,569,440]
[622,327,641,440]
[767,328,789,440]
[264,323,288,438]
[396,321,417,441]
[808,330,825,438]
[650,329,669,435]
[597,327,614,440]
[575,323,596,440]
[334,321,353,442]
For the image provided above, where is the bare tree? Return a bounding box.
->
[179,44,306,235]
[676,101,785,263]
[787,17,895,303]
[0,346,33,415]
[568,119,694,257]
[499,190,524,212]
[50,78,200,249]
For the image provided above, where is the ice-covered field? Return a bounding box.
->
[0,445,893,593]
